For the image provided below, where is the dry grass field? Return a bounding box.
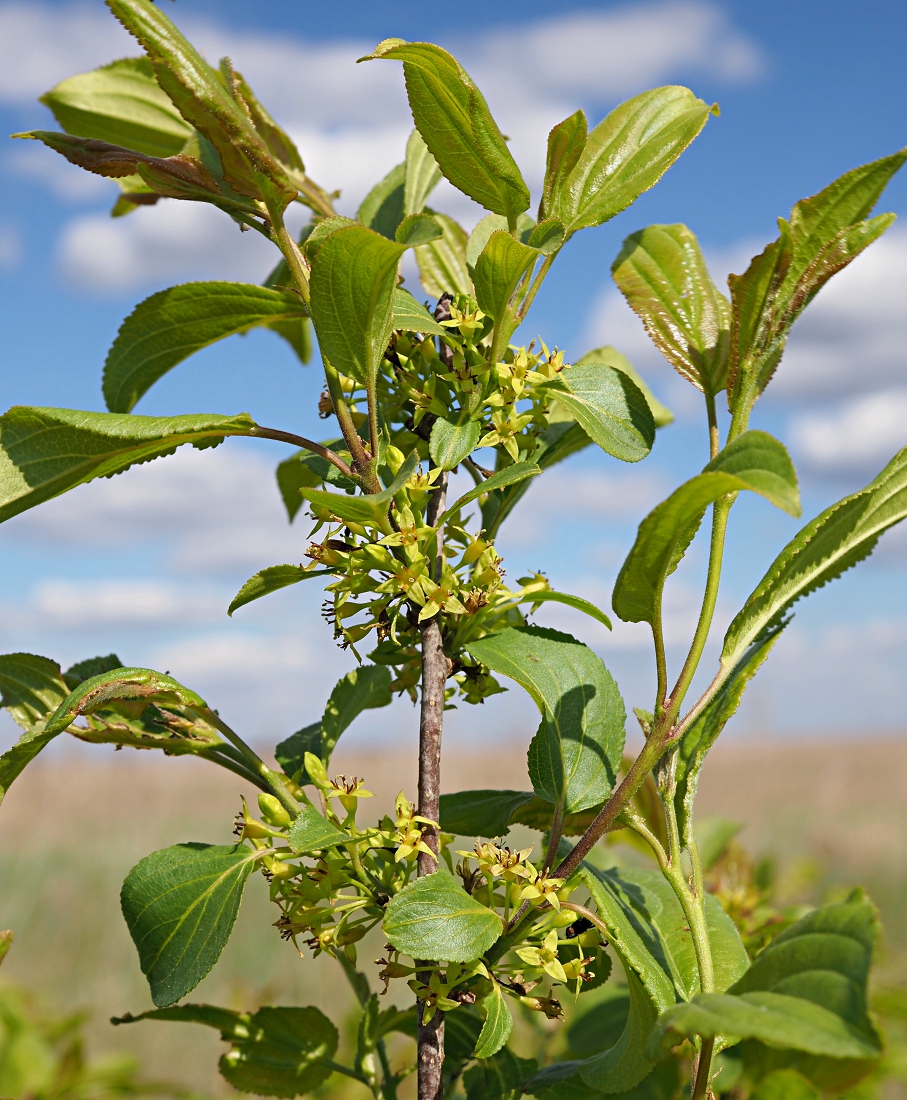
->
[1,736,906,1096]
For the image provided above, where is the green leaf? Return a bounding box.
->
[539,109,588,222]
[473,230,539,321]
[575,347,674,429]
[579,865,748,1093]
[104,282,308,413]
[527,217,566,255]
[303,216,357,262]
[613,431,800,626]
[298,450,419,529]
[728,150,906,411]
[276,665,393,782]
[436,461,541,526]
[415,212,473,299]
[358,161,405,239]
[674,622,785,847]
[612,224,730,395]
[438,789,537,836]
[468,627,625,815]
[395,212,442,247]
[113,1003,339,1098]
[383,868,502,962]
[310,225,406,385]
[722,446,907,669]
[507,590,613,630]
[404,127,442,216]
[539,362,655,463]
[568,988,632,1057]
[364,40,530,221]
[474,982,513,1059]
[228,565,320,616]
[275,440,356,522]
[393,288,448,336]
[0,654,69,806]
[106,0,292,204]
[553,87,713,234]
[650,893,882,1090]
[0,407,258,524]
[121,842,259,1007]
[464,1048,536,1100]
[430,416,481,470]
[466,212,536,276]
[40,57,192,157]
[44,666,208,738]
[287,806,350,854]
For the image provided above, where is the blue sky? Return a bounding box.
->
[0,0,906,755]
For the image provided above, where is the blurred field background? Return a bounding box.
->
[2,737,907,1097]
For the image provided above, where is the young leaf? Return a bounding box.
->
[650,892,882,1089]
[395,212,443,247]
[298,450,419,529]
[40,57,192,157]
[104,282,308,413]
[0,654,69,806]
[575,347,674,428]
[0,407,259,524]
[393,288,448,336]
[527,217,566,255]
[357,161,405,239]
[435,461,541,526]
[473,230,539,321]
[276,665,393,782]
[474,982,513,1059]
[613,431,800,626]
[553,87,713,235]
[228,565,323,616]
[415,212,473,299]
[106,0,293,204]
[505,590,613,630]
[383,868,502,962]
[362,40,530,221]
[722,446,907,669]
[404,128,442,216]
[466,212,536,276]
[728,150,907,412]
[429,416,481,470]
[468,627,625,815]
[539,109,587,222]
[121,843,259,1007]
[114,1004,339,1098]
[309,225,406,385]
[538,362,655,463]
[674,621,786,847]
[287,806,350,854]
[612,224,731,394]
[438,790,537,837]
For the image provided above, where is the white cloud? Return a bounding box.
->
[58,200,278,292]
[6,142,110,201]
[790,388,907,473]
[31,577,222,625]
[0,0,763,292]
[0,443,307,575]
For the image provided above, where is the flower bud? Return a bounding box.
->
[258,792,291,827]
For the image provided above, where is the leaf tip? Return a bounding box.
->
[358,37,407,62]
[710,102,721,117]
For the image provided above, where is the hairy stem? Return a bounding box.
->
[321,356,379,490]
[514,253,556,325]
[705,393,719,461]
[248,425,355,480]
[665,496,732,724]
[202,710,299,821]
[268,204,311,307]
[692,1038,716,1100]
